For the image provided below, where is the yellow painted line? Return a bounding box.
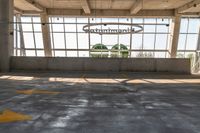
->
[0,109,32,123]
[16,89,61,95]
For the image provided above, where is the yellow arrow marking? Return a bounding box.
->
[0,109,32,123]
[16,89,61,95]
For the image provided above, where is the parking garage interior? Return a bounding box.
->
[0,0,200,133]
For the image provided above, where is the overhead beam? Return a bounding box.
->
[25,0,45,12]
[177,0,200,13]
[130,0,143,14]
[46,9,175,17]
[14,7,23,14]
[80,0,91,14]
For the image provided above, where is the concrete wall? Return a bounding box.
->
[10,57,191,74]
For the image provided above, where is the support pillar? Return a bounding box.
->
[16,14,26,56]
[169,15,181,58]
[41,13,52,57]
[0,0,14,72]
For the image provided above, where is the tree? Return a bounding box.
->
[90,43,109,58]
[111,44,129,58]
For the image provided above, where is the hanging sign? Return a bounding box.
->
[83,23,143,35]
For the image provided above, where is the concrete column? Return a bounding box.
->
[16,14,26,56]
[0,0,14,72]
[169,15,181,58]
[41,13,52,57]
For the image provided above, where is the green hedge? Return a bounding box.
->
[90,43,109,58]
[111,44,129,58]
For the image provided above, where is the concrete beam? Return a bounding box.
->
[14,7,23,14]
[130,0,143,14]
[41,14,52,57]
[46,9,175,17]
[0,0,14,72]
[169,15,181,58]
[25,0,45,12]
[80,0,91,14]
[177,0,200,13]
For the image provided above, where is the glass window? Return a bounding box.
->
[53,33,65,49]
[24,33,35,48]
[143,34,155,50]
[132,34,143,49]
[66,33,77,49]
[178,34,186,50]
[186,34,198,50]
[35,33,44,49]
[78,33,89,49]
[155,34,168,49]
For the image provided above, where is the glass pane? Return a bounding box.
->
[22,24,32,31]
[33,24,42,32]
[90,34,101,47]
[144,18,156,33]
[102,18,118,23]
[77,24,85,32]
[186,34,198,50]
[35,33,44,48]
[65,18,76,23]
[79,51,89,57]
[26,50,36,56]
[32,17,41,22]
[155,34,168,49]
[157,19,169,33]
[52,17,64,32]
[77,18,88,23]
[66,33,77,49]
[78,33,89,49]
[119,34,130,48]
[24,33,35,48]
[55,51,66,57]
[132,18,143,23]
[143,34,155,50]
[154,52,166,58]
[37,50,45,57]
[188,19,200,33]
[65,24,76,32]
[21,17,32,22]
[180,18,188,33]
[67,51,78,57]
[53,33,65,49]
[132,34,143,49]
[178,34,186,50]
[102,35,118,49]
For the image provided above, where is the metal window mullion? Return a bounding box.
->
[50,17,55,56]
[130,18,133,58]
[88,18,91,51]
[31,17,37,56]
[118,18,120,57]
[142,18,144,54]
[76,18,79,57]
[15,16,18,56]
[63,17,67,57]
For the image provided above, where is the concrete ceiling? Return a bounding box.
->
[14,0,200,15]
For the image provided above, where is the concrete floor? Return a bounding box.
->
[0,72,200,133]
